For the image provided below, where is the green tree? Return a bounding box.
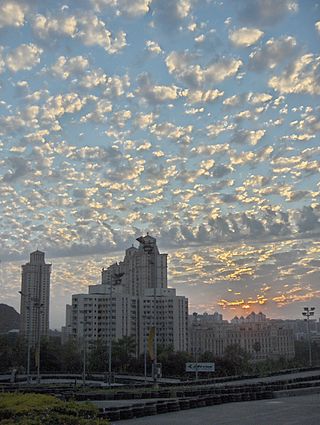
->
[112,336,136,372]
[61,340,82,373]
[41,337,63,371]
[88,339,108,372]
[224,344,251,375]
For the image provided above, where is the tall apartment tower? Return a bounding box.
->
[20,250,51,344]
[66,235,188,355]
[102,234,167,296]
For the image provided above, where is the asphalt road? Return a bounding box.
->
[113,394,320,425]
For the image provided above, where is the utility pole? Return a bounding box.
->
[302,307,315,367]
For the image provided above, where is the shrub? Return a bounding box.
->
[0,393,106,425]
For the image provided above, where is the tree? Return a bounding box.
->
[223,344,251,375]
[88,339,108,372]
[41,337,63,371]
[60,340,82,373]
[112,336,136,372]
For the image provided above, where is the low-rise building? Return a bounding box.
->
[189,312,295,361]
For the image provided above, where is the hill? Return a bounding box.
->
[0,304,20,333]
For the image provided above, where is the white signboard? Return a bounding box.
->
[186,362,215,372]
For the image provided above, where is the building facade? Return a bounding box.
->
[20,250,51,345]
[189,312,295,361]
[65,235,188,356]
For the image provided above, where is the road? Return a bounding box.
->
[113,394,320,425]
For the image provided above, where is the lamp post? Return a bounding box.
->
[108,272,124,387]
[302,307,315,367]
[34,299,43,384]
[192,312,200,381]
[137,236,158,385]
[19,291,32,384]
[80,319,88,386]
[142,315,149,384]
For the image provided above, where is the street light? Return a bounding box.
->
[108,271,124,387]
[302,307,315,367]
[34,299,44,384]
[19,292,43,384]
[137,236,158,385]
[80,318,88,386]
[19,291,31,384]
[192,312,200,381]
[142,315,150,384]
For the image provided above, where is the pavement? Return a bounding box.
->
[113,393,320,425]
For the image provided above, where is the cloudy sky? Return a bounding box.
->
[0,0,320,329]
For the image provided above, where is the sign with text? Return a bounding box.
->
[185,362,215,372]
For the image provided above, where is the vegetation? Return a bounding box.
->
[1,334,319,379]
[0,393,106,425]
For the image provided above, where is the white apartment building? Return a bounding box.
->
[65,235,188,356]
[101,234,167,296]
[189,312,295,361]
[20,250,51,345]
[139,288,188,354]
[68,283,138,351]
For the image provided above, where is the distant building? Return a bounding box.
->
[20,250,51,345]
[64,235,188,355]
[189,312,295,361]
[231,312,267,324]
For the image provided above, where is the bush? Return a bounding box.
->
[0,393,107,425]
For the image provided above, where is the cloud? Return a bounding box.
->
[186,89,224,104]
[79,69,108,88]
[247,92,272,104]
[152,0,192,31]
[6,43,43,72]
[32,13,77,39]
[236,0,298,26]
[229,27,264,47]
[150,121,193,144]
[145,40,162,55]
[41,93,87,122]
[91,0,151,17]
[269,54,320,95]
[136,73,181,103]
[316,21,320,35]
[2,156,31,182]
[166,51,242,87]
[0,46,4,74]
[249,36,297,71]
[78,14,126,53]
[51,55,89,79]
[0,0,27,28]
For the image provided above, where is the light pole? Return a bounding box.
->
[19,291,32,384]
[192,312,200,381]
[137,236,158,385]
[108,272,124,387]
[302,307,315,367]
[143,315,149,383]
[34,299,43,384]
[81,319,88,386]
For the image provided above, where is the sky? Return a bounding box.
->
[0,0,319,329]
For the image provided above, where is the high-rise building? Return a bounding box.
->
[65,235,188,355]
[20,250,51,345]
[101,234,167,296]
